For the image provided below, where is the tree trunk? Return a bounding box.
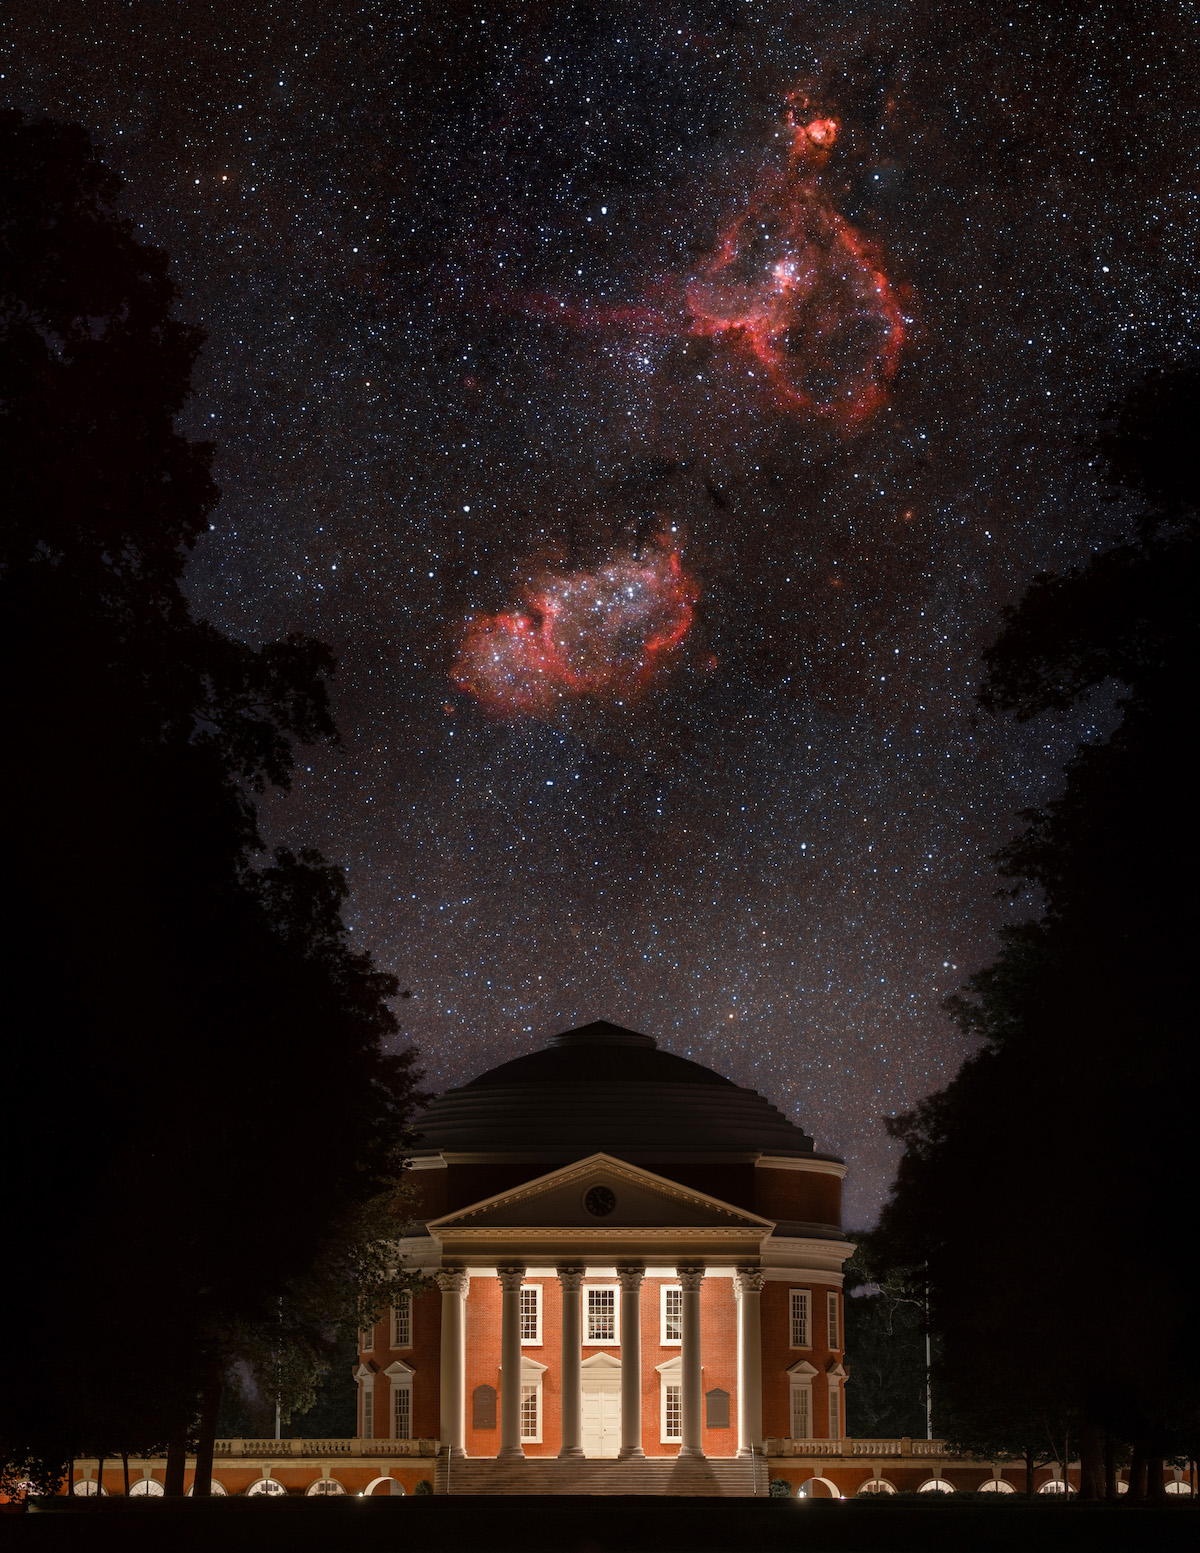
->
[1128,1444,1147,1503]
[164,1427,187,1497]
[122,1452,129,1497]
[1103,1432,1118,1502]
[67,1457,74,1498]
[1146,1456,1166,1502]
[191,1373,222,1497]
[1079,1420,1103,1500]
[1025,1449,1036,1498]
[96,1455,105,1499]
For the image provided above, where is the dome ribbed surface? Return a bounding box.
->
[412,1020,815,1158]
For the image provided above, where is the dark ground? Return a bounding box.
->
[3,1496,1196,1553]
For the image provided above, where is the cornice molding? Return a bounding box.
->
[427,1151,774,1232]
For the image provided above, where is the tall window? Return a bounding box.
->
[664,1384,682,1442]
[361,1381,374,1439]
[662,1285,682,1344]
[520,1382,540,1442]
[828,1385,841,1440]
[586,1286,617,1343]
[790,1384,811,1440]
[790,1289,811,1348]
[361,1323,375,1353]
[827,1292,840,1350]
[391,1294,412,1349]
[393,1384,412,1441]
[520,1283,542,1344]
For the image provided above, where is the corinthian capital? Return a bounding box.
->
[617,1265,645,1293]
[735,1267,765,1295]
[496,1264,527,1292]
[676,1264,705,1292]
[435,1269,467,1296]
[556,1265,585,1293]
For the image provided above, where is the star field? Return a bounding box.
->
[6,0,1198,1222]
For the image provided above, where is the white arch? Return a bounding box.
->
[919,1478,955,1493]
[977,1477,1014,1493]
[246,1477,286,1496]
[305,1476,346,1495]
[797,1475,842,1499]
[363,1475,405,1496]
[186,1479,227,1496]
[855,1478,896,1495]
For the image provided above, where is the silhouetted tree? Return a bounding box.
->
[876,364,1200,1497]
[0,112,422,1494]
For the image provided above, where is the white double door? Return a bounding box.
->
[581,1368,622,1458]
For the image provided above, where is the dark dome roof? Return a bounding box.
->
[412,1021,816,1159]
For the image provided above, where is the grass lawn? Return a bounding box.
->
[3,1495,1196,1553]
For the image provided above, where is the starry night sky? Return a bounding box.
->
[6,1,1196,1223]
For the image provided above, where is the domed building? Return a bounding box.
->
[356,1020,853,1492]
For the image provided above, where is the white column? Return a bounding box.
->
[498,1264,526,1460]
[677,1264,705,1458]
[735,1267,764,1458]
[557,1266,584,1458]
[617,1266,645,1459]
[436,1270,468,1459]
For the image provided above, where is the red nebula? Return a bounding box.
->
[514,98,906,428]
[451,536,699,717]
[685,112,905,425]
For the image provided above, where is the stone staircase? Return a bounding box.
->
[435,1453,764,1495]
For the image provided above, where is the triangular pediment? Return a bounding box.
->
[427,1153,774,1232]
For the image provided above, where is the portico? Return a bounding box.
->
[426,1154,773,1464]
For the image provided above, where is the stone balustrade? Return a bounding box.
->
[211,1437,439,1458]
[764,1436,950,1458]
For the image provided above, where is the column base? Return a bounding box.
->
[618,1446,646,1460]
[677,1446,706,1459]
[444,1446,467,1461]
[497,1446,526,1461]
[558,1446,585,1459]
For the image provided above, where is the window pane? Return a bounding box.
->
[791,1386,810,1440]
[393,1386,411,1441]
[827,1292,839,1349]
[664,1287,682,1341]
[362,1384,374,1439]
[392,1294,411,1348]
[587,1287,616,1342]
[790,1290,810,1347]
[520,1383,539,1441]
[829,1388,841,1439]
[520,1286,540,1342]
[665,1384,682,1441]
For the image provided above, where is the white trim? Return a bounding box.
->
[360,1376,375,1440]
[405,1155,448,1170]
[787,1358,818,1443]
[790,1288,811,1348]
[657,1356,682,1444]
[827,1290,840,1350]
[520,1280,543,1345]
[660,1282,682,1345]
[391,1292,412,1349]
[384,1360,416,1443]
[755,1156,847,1178]
[499,1355,547,1445]
[583,1281,620,1345]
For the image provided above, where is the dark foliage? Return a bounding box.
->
[0,112,422,1494]
[876,363,1200,1491]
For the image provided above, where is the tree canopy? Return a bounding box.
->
[0,111,423,1494]
[876,365,1200,1495]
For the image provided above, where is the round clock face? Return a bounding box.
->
[583,1184,617,1218]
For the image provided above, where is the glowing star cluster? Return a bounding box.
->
[685,111,905,425]
[452,538,699,716]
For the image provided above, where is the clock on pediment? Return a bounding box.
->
[583,1184,617,1218]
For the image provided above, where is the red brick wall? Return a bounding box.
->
[761,1279,843,1439]
[753,1166,842,1226]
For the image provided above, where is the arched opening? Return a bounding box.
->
[797,1475,842,1499]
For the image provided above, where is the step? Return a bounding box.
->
[440,1456,761,1496]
